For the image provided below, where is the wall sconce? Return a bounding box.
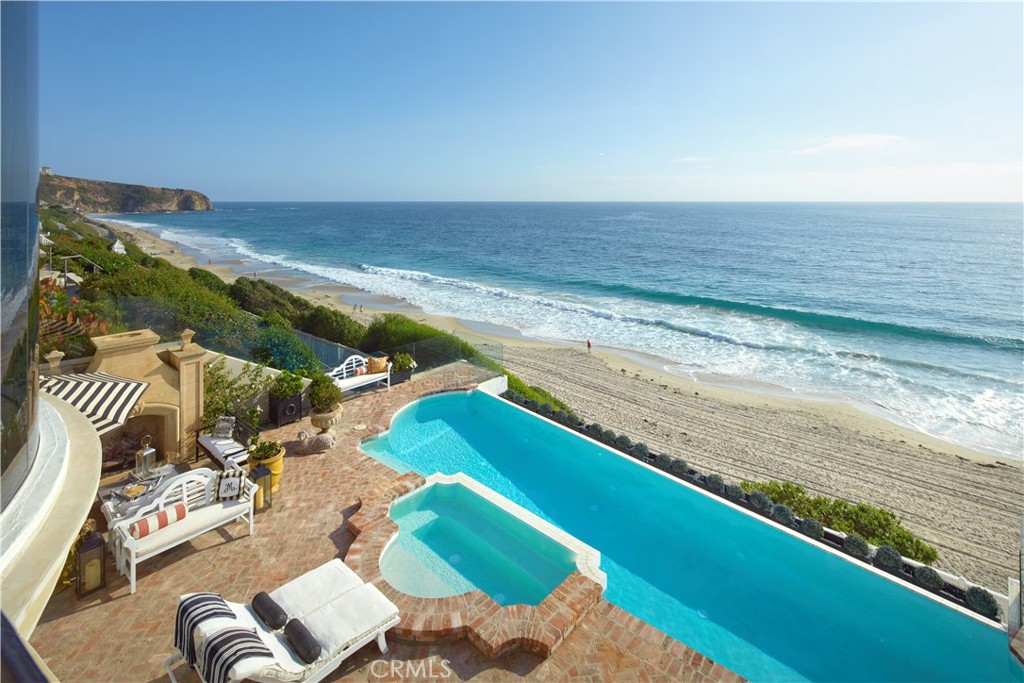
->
[250,463,273,510]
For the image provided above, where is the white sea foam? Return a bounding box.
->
[153,225,1024,459]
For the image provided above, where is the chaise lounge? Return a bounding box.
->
[165,559,400,683]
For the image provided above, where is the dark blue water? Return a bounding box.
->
[109,202,1023,458]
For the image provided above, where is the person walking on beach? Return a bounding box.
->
[587,339,592,353]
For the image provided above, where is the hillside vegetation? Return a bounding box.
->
[40,206,565,408]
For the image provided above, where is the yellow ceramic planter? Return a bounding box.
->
[248,446,285,493]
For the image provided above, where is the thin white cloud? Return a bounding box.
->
[792,134,902,156]
[676,156,713,163]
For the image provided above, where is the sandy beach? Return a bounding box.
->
[104,219,1023,590]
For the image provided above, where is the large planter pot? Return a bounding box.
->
[269,393,303,427]
[248,446,285,493]
[391,370,413,385]
[309,407,342,433]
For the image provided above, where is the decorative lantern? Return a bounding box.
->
[76,530,107,597]
[250,463,273,510]
[135,434,156,479]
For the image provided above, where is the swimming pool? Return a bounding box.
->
[362,391,1020,682]
[381,473,603,605]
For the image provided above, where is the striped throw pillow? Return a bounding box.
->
[130,503,187,540]
[353,365,367,376]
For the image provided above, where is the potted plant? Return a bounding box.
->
[308,373,344,432]
[390,352,417,384]
[247,436,285,493]
[268,370,304,427]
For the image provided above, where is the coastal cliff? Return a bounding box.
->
[38,173,213,214]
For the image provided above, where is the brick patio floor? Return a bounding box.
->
[30,364,741,683]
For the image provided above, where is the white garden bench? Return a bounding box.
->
[326,354,391,393]
[110,468,256,593]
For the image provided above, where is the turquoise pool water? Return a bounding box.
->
[380,480,576,605]
[362,391,1021,682]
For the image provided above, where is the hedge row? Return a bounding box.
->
[739,480,939,564]
[500,389,1002,623]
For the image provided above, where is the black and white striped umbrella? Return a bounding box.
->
[40,372,149,435]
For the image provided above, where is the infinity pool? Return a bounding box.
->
[362,391,1020,682]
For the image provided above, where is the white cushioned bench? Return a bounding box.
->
[326,354,391,393]
[111,469,256,593]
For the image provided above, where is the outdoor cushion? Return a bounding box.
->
[269,559,363,618]
[134,500,250,556]
[129,503,187,540]
[301,583,399,655]
[252,592,288,630]
[216,469,245,501]
[366,356,388,374]
[213,416,235,439]
[284,619,321,664]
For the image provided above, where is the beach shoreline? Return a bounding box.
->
[103,217,1014,466]
[102,217,1023,589]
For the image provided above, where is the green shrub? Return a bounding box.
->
[800,517,824,540]
[295,305,366,348]
[740,479,939,564]
[188,267,229,295]
[251,324,321,374]
[309,374,343,412]
[586,423,603,438]
[601,428,617,444]
[632,443,650,460]
[270,370,304,399]
[771,504,796,527]
[914,565,945,592]
[725,483,746,501]
[843,532,871,560]
[873,545,903,573]
[964,587,1000,619]
[82,262,257,352]
[668,456,688,474]
[749,490,773,514]
[202,355,268,428]
[614,434,632,451]
[391,352,416,372]
[229,277,312,322]
[539,402,554,416]
[705,473,726,495]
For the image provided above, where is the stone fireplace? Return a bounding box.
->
[82,328,207,465]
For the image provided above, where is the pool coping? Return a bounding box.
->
[367,388,1007,633]
[345,472,606,660]
[483,391,1010,633]
[393,472,608,591]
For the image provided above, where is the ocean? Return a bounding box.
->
[106,202,1024,460]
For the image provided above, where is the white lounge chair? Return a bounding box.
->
[165,560,400,683]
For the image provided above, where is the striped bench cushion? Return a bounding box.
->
[130,503,187,540]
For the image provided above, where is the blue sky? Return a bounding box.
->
[40,2,1022,201]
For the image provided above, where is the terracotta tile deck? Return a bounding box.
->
[30,364,742,683]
